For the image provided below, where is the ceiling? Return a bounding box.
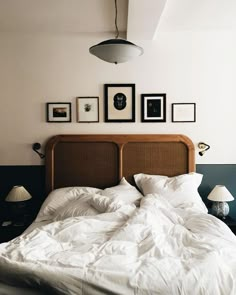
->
[0,0,235,40]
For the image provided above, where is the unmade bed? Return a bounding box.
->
[0,134,236,295]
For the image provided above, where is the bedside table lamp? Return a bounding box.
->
[207,185,234,219]
[5,186,32,225]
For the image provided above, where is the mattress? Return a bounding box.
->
[0,194,236,295]
[1,178,236,295]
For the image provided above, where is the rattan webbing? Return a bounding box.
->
[123,142,188,185]
[54,142,118,189]
[45,134,194,193]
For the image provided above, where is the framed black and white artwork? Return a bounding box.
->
[46,102,71,122]
[76,97,99,123]
[172,103,196,123]
[141,93,166,122]
[104,84,135,122]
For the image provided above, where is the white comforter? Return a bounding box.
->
[0,194,236,295]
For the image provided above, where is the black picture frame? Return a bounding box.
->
[172,103,196,123]
[104,84,135,122]
[46,102,71,122]
[141,93,166,122]
[76,97,99,123]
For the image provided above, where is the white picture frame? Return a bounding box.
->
[172,103,196,123]
[76,97,99,123]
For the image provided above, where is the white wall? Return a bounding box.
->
[0,31,235,165]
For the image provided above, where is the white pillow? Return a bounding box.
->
[100,177,142,204]
[134,172,207,213]
[53,194,99,221]
[35,186,101,222]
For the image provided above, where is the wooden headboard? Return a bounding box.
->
[45,134,195,194]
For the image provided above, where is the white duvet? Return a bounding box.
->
[0,194,236,295]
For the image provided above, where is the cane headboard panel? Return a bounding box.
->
[45,134,195,194]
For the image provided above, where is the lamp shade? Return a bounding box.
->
[5,186,32,202]
[89,39,144,64]
[207,185,234,202]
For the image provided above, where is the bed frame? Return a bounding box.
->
[45,134,195,194]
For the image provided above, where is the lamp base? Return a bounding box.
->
[212,201,229,219]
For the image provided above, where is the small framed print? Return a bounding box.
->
[141,93,166,122]
[104,84,135,122]
[76,97,99,123]
[46,103,71,122]
[172,103,196,123]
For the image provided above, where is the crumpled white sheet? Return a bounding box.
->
[0,194,236,295]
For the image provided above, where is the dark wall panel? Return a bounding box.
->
[196,164,236,216]
[0,164,235,218]
[0,166,45,218]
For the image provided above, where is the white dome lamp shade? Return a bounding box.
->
[89,0,143,64]
[5,186,32,202]
[89,39,143,64]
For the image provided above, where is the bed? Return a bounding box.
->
[0,134,236,295]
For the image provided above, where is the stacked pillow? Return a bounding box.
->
[35,186,101,222]
[35,178,142,222]
[35,173,207,222]
[134,172,207,213]
[100,177,142,204]
[53,194,100,221]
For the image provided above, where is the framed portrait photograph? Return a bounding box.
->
[104,84,135,122]
[76,97,99,123]
[172,103,196,122]
[141,93,166,122]
[46,103,71,122]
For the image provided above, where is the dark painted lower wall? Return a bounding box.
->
[0,166,45,219]
[0,164,236,218]
[196,164,236,216]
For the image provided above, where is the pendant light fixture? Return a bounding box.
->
[89,0,143,64]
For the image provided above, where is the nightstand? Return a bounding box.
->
[209,209,236,235]
[0,212,34,243]
[0,222,30,243]
[222,216,236,235]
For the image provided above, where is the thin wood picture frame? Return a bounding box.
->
[76,97,99,123]
[104,84,135,122]
[172,103,196,123]
[46,102,71,122]
[141,93,166,122]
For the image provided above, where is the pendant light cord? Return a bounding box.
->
[114,0,119,39]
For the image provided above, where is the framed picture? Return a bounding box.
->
[141,93,166,122]
[46,103,71,122]
[76,97,99,123]
[104,84,135,122]
[172,103,196,122]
